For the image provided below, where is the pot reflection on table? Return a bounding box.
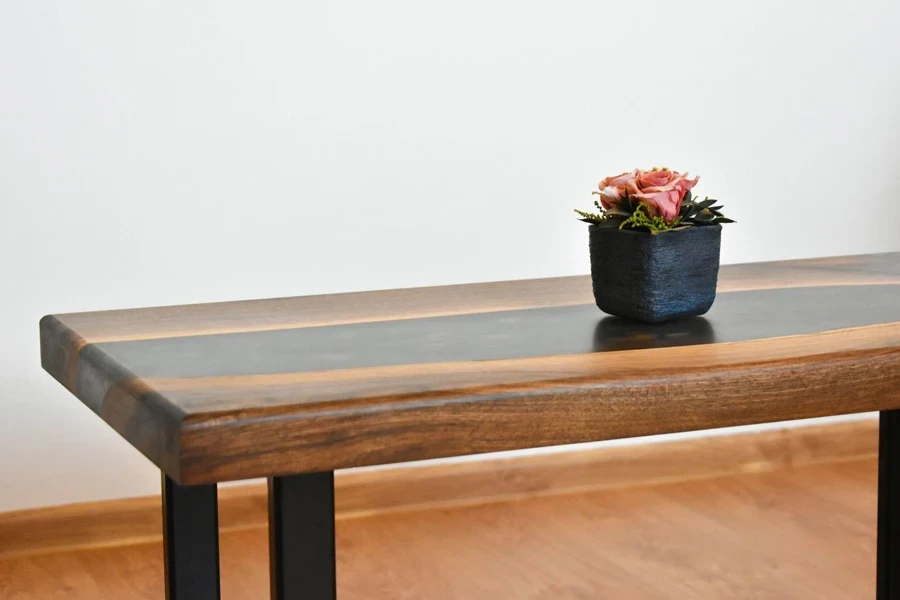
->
[592,316,717,352]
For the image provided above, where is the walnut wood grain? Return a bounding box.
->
[0,419,878,559]
[48,253,900,344]
[39,253,900,484]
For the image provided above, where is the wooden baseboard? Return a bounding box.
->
[0,419,878,559]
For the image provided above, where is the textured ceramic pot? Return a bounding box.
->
[588,224,722,323]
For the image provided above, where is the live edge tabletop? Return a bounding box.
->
[40,253,900,486]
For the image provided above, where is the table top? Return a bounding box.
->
[40,253,900,484]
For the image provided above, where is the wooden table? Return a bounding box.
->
[40,253,900,599]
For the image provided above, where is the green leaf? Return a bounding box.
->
[574,208,605,223]
[606,207,632,217]
[680,203,698,219]
[712,217,736,224]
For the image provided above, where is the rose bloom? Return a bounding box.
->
[594,169,639,210]
[626,168,700,222]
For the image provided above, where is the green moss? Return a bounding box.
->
[574,208,609,224]
[619,204,680,233]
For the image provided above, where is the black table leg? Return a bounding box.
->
[269,471,337,600]
[162,475,221,600]
[879,410,900,599]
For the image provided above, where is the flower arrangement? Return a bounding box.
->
[575,167,734,234]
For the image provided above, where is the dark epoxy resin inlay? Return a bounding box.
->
[95,285,900,379]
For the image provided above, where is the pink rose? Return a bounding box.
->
[594,169,639,210]
[626,168,699,222]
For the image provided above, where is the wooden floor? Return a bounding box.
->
[0,457,876,599]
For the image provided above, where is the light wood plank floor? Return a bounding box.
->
[0,458,876,599]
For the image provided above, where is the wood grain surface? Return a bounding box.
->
[39,253,900,484]
[0,458,879,599]
[0,419,877,559]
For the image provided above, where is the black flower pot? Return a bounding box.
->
[588,224,722,324]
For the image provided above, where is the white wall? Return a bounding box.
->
[1,1,899,512]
